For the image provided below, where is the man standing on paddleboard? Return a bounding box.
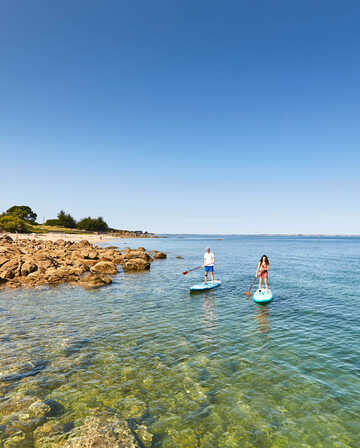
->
[203,248,215,283]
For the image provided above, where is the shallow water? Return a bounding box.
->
[1,236,359,447]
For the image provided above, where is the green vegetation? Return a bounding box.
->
[6,205,37,223]
[0,215,30,233]
[57,210,77,228]
[1,205,112,234]
[44,219,61,226]
[77,216,109,232]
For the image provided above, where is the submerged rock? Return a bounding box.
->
[0,360,47,383]
[63,411,142,448]
[3,430,31,448]
[78,273,112,289]
[115,397,146,418]
[134,424,153,448]
[28,400,52,419]
[33,421,68,447]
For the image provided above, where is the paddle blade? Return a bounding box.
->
[182,271,188,275]
[245,290,250,297]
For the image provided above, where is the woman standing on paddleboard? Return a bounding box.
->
[256,255,270,293]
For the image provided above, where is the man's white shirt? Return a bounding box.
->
[204,252,215,266]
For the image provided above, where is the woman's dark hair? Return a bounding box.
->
[259,255,269,265]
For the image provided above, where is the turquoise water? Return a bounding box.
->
[1,236,359,447]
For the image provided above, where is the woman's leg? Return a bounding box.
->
[264,275,268,292]
[258,276,263,291]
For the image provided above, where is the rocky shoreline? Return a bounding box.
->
[0,235,166,290]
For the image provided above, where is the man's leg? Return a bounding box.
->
[204,268,208,283]
[210,269,214,283]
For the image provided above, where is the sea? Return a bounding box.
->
[0,235,359,447]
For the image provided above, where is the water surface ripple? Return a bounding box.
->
[0,236,359,447]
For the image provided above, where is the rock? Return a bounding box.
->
[0,259,19,280]
[152,251,167,259]
[0,256,9,268]
[0,394,37,415]
[33,420,67,447]
[76,240,91,248]
[122,259,151,272]
[90,261,118,275]
[78,273,112,289]
[0,239,164,289]
[21,261,38,276]
[79,249,99,260]
[115,397,146,418]
[3,430,31,448]
[44,267,77,285]
[63,411,141,448]
[176,256,184,259]
[121,250,152,262]
[0,360,47,382]
[134,425,153,448]
[75,258,98,268]
[28,400,51,419]
[0,235,13,243]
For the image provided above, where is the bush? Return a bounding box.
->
[57,210,77,228]
[77,217,109,232]
[44,219,61,226]
[6,205,37,223]
[0,216,30,233]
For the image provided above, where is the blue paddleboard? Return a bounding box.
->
[190,280,221,292]
[253,289,273,304]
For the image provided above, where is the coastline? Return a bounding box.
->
[6,232,119,244]
[1,231,159,244]
[0,234,167,290]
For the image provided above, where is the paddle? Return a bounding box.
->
[182,266,202,275]
[245,276,258,297]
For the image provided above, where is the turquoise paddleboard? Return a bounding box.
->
[253,289,273,304]
[190,280,221,292]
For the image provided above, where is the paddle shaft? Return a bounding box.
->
[183,265,202,275]
[246,276,258,296]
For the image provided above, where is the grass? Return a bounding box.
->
[28,224,95,234]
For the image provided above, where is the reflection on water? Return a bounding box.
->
[202,293,217,334]
[254,305,271,337]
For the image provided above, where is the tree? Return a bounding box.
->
[6,205,37,223]
[0,215,29,233]
[44,219,60,226]
[77,216,109,232]
[57,210,77,228]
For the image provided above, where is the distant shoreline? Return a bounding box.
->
[165,233,360,237]
[2,232,160,244]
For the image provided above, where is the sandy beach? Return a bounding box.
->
[3,232,119,244]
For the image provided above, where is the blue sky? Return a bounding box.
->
[1,1,359,234]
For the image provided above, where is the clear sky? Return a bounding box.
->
[1,1,359,234]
